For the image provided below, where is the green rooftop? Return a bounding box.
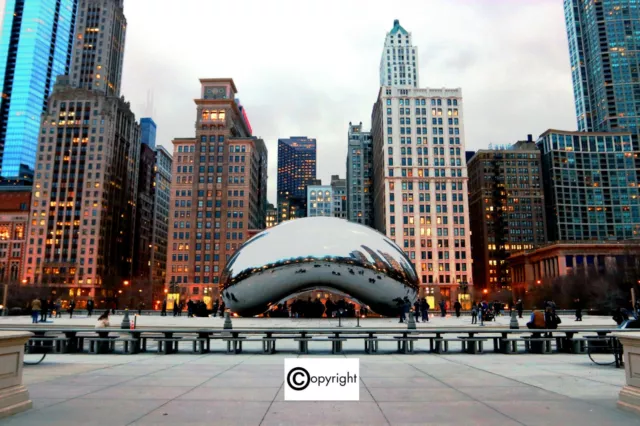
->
[390,19,408,35]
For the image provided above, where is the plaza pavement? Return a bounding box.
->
[2,348,637,426]
[0,312,620,329]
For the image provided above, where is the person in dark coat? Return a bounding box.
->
[219,301,226,317]
[413,300,421,323]
[87,299,94,317]
[68,299,75,318]
[212,300,219,317]
[439,300,446,317]
[516,299,524,319]
[454,300,462,318]
[161,299,167,316]
[173,300,179,317]
[574,298,583,321]
[40,298,48,322]
[420,298,429,322]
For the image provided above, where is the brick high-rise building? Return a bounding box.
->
[371,86,472,308]
[166,78,267,306]
[22,0,139,306]
[467,137,547,290]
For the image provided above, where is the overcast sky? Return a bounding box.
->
[2,0,577,202]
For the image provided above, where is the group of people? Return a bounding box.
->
[29,297,77,323]
[159,299,226,318]
[526,301,561,331]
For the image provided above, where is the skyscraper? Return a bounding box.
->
[69,0,126,96]
[140,118,157,148]
[346,122,373,227]
[277,136,316,222]
[0,0,79,179]
[538,129,639,241]
[330,175,347,219]
[379,19,419,88]
[371,86,472,307]
[151,146,172,300]
[467,137,547,290]
[166,78,268,305]
[565,0,640,134]
[22,0,139,303]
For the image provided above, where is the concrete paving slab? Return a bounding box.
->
[262,402,387,425]
[131,400,271,425]
[377,401,521,425]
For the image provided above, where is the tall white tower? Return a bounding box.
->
[379,19,419,87]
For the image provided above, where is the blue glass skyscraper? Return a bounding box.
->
[140,117,157,148]
[0,0,78,178]
[565,0,640,135]
[277,136,316,222]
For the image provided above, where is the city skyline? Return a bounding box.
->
[0,0,577,202]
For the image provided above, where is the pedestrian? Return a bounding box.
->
[212,300,219,317]
[420,298,429,322]
[413,300,421,323]
[454,300,462,318]
[187,299,194,317]
[471,302,478,324]
[439,299,446,317]
[161,299,167,316]
[39,297,48,322]
[178,301,184,316]
[55,298,62,318]
[479,300,485,326]
[68,299,75,318]
[574,298,583,322]
[516,299,524,319]
[87,299,94,317]
[219,301,226,317]
[173,300,179,317]
[31,297,41,323]
[138,301,144,316]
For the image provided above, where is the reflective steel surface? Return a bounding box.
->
[221,217,419,316]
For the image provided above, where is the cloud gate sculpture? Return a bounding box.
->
[220,217,419,317]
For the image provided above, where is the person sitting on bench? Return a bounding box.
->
[95,311,110,329]
[526,308,545,329]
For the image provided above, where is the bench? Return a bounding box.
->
[432,338,460,354]
[153,337,206,354]
[567,337,589,354]
[294,337,314,354]
[458,337,489,354]
[222,337,270,354]
[327,337,347,354]
[521,337,554,354]
[393,336,418,354]
[27,337,70,354]
[497,338,519,354]
[85,337,118,354]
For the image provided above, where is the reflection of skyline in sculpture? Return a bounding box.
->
[220,217,418,316]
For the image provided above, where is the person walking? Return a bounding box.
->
[413,300,421,323]
[55,298,62,318]
[31,297,41,323]
[212,300,219,317]
[87,299,94,317]
[439,299,446,317]
[420,298,429,322]
[471,302,478,324]
[138,301,144,316]
[454,300,462,318]
[173,300,179,317]
[219,301,226,317]
[574,298,583,321]
[68,299,75,318]
[161,299,167,316]
[39,297,48,322]
[516,299,524,319]
[187,299,194,318]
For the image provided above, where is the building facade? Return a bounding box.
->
[371,86,472,306]
[307,185,333,217]
[22,0,140,307]
[133,143,155,281]
[0,0,79,178]
[379,19,419,88]
[140,118,157,148]
[330,175,347,219]
[166,78,268,306]
[467,137,547,290]
[151,145,172,296]
[277,136,316,222]
[538,130,640,241]
[346,122,373,227]
[266,202,277,228]
[70,0,126,97]
[0,187,30,283]
[565,0,640,134]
